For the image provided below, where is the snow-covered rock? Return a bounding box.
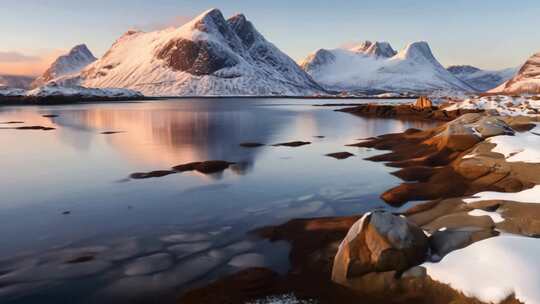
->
[59,9,323,97]
[447,65,517,92]
[0,75,34,89]
[491,51,540,94]
[32,44,96,88]
[444,95,540,116]
[424,235,540,304]
[301,41,474,94]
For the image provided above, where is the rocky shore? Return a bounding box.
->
[178,96,540,304]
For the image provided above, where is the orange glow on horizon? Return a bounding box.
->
[0,49,66,76]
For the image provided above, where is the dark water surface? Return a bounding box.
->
[0,98,438,303]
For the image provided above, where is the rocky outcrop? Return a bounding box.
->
[332,211,428,286]
[413,96,433,110]
[338,102,481,122]
[353,113,537,206]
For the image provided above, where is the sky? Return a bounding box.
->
[1,0,540,76]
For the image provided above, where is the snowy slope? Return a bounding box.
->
[0,83,142,99]
[31,44,97,88]
[26,83,142,98]
[301,41,474,94]
[447,65,517,92]
[0,75,35,89]
[491,52,540,94]
[60,9,322,96]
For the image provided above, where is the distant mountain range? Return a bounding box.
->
[446,65,516,92]
[7,8,540,97]
[301,40,475,94]
[0,75,34,89]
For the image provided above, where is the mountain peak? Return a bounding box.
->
[349,41,396,58]
[31,44,96,88]
[190,8,227,32]
[69,44,93,57]
[227,13,261,48]
[396,41,436,62]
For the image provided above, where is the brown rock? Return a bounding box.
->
[422,212,495,232]
[130,170,176,179]
[239,142,265,148]
[332,211,428,286]
[413,96,433,110]
[273,141,311,147]
[326,152,355,159]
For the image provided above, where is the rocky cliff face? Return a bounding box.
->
[491,52,540,94]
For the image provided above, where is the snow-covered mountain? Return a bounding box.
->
[301,41,474,94]
[447,65,516,92]
[59,9,322,96]
[31,44,96,88]
[491,52,540,94]
[0,75,34,89]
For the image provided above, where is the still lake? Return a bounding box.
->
[0,98,438,303]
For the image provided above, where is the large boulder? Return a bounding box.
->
[475,116,514,138]
[332,211,429,287]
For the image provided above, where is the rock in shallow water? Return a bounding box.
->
[228,253,266,268]
[325,152,355,160]
[272,141,311,147]
[168,242,213,258]
[160,232,212,243]
[124,253,173,276]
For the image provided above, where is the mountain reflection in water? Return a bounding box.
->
[0,98,440,304]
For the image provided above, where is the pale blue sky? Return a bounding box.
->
[1,0,540,75]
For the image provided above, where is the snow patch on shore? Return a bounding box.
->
[445,95,540,116]
[488,125,540,163]
[424,235,540,304]
[468,209,504,223]
[464,185,540,204]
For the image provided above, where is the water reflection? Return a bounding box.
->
[0,99,440,304]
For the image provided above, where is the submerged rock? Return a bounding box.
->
[228,253,267,268]
[124,253,173,276]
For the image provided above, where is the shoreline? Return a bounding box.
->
[178,100,540,304]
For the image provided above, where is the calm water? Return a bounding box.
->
[0,98,438,303]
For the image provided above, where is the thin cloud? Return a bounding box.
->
[0,51,40,63]
[0,49,66,76]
